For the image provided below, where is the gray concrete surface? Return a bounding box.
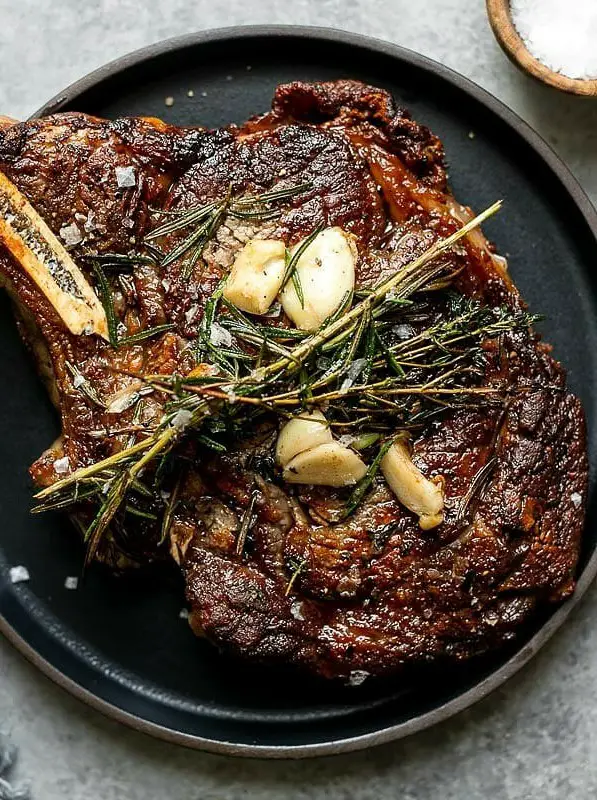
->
[1,1,597,798]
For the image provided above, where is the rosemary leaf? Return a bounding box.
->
[362,317,377,385]
[291,269,305,308]
[125,505,158,521]
[182,198,230,279]
[351,432,380,451]
[196,434,227,453]
[236,489,259,556]
[118,323,175,347]
[84,471,130,567]
[66,362,107,408]
[91,262,119,346]
[233,182,311,207]
[284,557,308,597]
[375,329,406,377]
[161,213,214,269]
[344,437,396,517]
[160,471,184,545]
[83,252,155,268]
[145,201,219,241]
[280,226,323,292]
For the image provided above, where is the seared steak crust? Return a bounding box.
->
[0,81,587,680]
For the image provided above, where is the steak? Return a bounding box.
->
[0,81,587,681]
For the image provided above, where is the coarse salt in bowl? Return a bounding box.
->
[486,0,597,96]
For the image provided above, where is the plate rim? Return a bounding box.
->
[2,23,597,758]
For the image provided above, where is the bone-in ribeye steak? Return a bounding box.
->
[0,81,587,681]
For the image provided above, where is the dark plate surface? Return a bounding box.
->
[1,26,597,758]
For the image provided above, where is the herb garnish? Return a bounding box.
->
[146,182,311,279]
[35,201,538,564]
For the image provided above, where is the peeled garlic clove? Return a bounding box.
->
[381,440,444,529]
[275,409,332,467]
[280,227,357,331]
[283,442,366,487]
[223,239,286,315]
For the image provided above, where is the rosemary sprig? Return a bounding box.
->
[146,182,312,278]
[36,201,522,562]
[251,202,503,384]
[90,261,174,349]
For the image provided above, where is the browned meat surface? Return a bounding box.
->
[0,80,587,681]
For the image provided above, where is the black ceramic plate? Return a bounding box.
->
[1,26,596,758]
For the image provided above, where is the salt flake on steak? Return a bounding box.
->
[59,222,83,247]
[115,166,137,188]
[209,321,233,347]
[9,566,30,584]
[53,456,70,474]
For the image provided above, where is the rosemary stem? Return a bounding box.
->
[129,427,178,478]
[34,436,157,500]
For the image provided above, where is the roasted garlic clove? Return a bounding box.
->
[223,239,286,315]
[280,227,357,331]
[275,409,333,467]
[381,439,444,529]
[283,442,367,487]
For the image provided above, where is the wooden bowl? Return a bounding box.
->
[486,0,597,96]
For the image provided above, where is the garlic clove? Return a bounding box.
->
[223,239,286,315]
[280,227,357,331]
[381,439,444,529]
[283,442,367,487]
[275,409,332,467]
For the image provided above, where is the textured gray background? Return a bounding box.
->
[1,2,597,798]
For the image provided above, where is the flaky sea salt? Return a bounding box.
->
[170,409,194,430]
[223,387,237,404]
[84,210,96,233]
[53,456,70,475]
[340,358,367,392]
[9,566,30,584]
[348,670,369,687]
[393,323,414,341]
[64,576,78,590]
[179,608,190,620]
[59,222,82,247]
[571,492,583,508]
[290,601,305,621]
[115,166,136,188]
[511,0,597,79]
[185,304,199,325]
[209,321,233,348]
